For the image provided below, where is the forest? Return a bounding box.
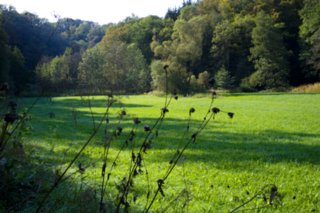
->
[0,0,319,95]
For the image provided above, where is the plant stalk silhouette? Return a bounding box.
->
[36,96,114,213]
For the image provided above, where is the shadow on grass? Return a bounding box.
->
[151,131,320,166]
[14,96,319,211]
[22,97,320,172]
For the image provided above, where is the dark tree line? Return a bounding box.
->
[0,5,106,94]
[1,0,320,95]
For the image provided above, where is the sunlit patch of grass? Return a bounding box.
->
[20,93,320,212]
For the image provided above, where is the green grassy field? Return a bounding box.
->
[18,93,320,212]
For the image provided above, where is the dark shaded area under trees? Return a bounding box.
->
[1,0,320,95]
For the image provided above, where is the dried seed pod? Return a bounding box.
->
[228,112,234,119]
[191,133,197,143]
[269,185,278,205]
[101,163,107,177]
[136,153,142,167]
[78,163,86,174]
[120,110,126,116]
[131,152,136,162]
[116,127,123,136]
[8,101,17,111]
[189,107,195,116]
[4,112,18,123]
[129,131,135,141]
[48,112,55,118]
[143,142,151,153]
[133,169,139,177]
[144,125,151,132]
[211,107,220,114]
[133,118,141,125]
[157,179,165,197]
[162,107,169,114]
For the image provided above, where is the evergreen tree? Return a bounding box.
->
[299,0,320,82]
[214,66,234,89]
[0,13,10,84]
[249,12,289,90]
[9,46,28,93]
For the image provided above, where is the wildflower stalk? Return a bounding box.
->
[36,97,114,213]
[230,184,278,213]
[115,65,173,212]
[145,110,216,213]
[0,97,39,156]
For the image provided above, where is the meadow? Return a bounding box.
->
[15,93,320,212]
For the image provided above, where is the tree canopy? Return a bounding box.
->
[1,0,319,95]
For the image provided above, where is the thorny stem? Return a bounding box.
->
[145,94,218,212]
[99,124,111,208]
[115,112,166,212]
[145,111,215,213]
[232,205,270,212]
[164,66,169,107]
[143,161,151,210]
[160,189,189,213]
[100,124,137,208]
[174,113,192,154]
[0,122,9,152]
[181,158,191,212]
[88,98,96,130]
[100,106,120,207]
[107,125,137,184]
[129,130,137,173]
[116,65,175,212]
[229,184,277,213]
[0,97,40,156]
[36,97,113,213]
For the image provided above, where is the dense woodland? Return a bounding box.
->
[1,0,320,95]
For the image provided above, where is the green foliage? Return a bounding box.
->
[9,46,29,92]
[179,4,199,21]
[2,1,320,94]
[0,14,10,83]
[249,12,290,90]
[214,66,234,89]
[198,71,211,88]
[0,5,105,93]
[78,46,106,92]
[151,60,189,93]
[58,19,105,51]
[79,40,149,94]
[211,15,255,85]
[189,71,211,92]
[151,15,212,94]
[0,14,28,93]
[299,0,320,81]
[36,48,76,93]
[125,16,163,64]
[299,0,320,43]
